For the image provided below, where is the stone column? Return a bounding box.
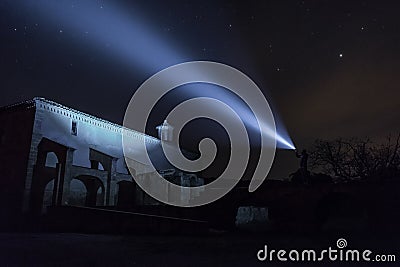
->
[105,158,118,206]
[22,107,44,213]
[52,163,62,206]
[60,148,74,205]
[108,180,118,206]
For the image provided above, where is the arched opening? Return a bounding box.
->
[68,179,87,206]
[69,175,105,207]
[45,152,58,168]
[32,154,60,214]
[30,138,69,214]
[39,152,59,213]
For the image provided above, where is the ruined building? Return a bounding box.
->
[0,97,203,228]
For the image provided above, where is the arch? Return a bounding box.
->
[70,175,105,207]
[68,179,87,206]
[45,152,58,168]
[35,137,69,169]
[30,138,72,214]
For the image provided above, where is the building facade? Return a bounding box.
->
[0,98,203,224]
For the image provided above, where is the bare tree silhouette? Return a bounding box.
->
[309,133,400,181]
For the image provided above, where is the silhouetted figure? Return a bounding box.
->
[295,149,309,184]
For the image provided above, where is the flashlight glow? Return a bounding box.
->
[258,121,295,150]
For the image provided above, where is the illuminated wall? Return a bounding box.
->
[33,97,160,174]
[1,97,204,213]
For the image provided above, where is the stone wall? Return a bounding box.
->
[0,100,36,227]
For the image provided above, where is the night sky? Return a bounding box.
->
[1,0,400,178]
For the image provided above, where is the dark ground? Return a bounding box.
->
[1,179,400,266]
[0,231,398,267]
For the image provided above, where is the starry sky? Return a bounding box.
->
[1,0,400,178]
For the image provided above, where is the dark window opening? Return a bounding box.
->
[71,121,78,136]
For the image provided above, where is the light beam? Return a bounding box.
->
[18,0,295,149]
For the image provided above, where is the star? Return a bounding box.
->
[59,29,63,33]
[266,44,273,53]
[339,53,343,58]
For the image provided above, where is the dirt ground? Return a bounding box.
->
[0,231,398,266]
